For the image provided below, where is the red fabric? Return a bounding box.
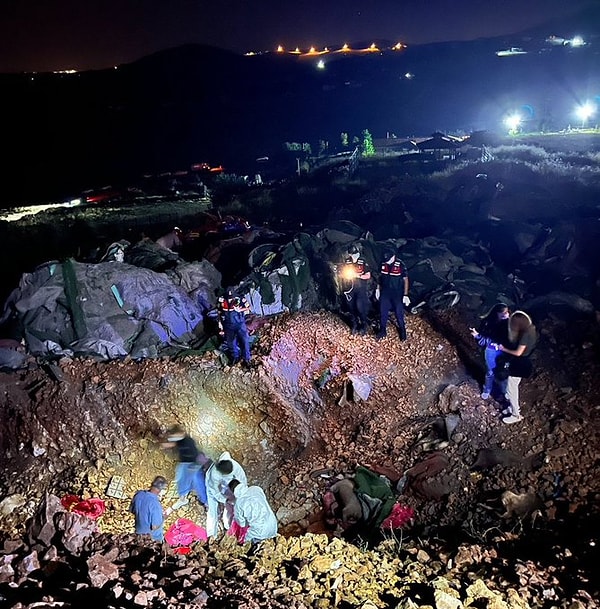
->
[380,503,415,530]
[61,495,106,520]
[165,518,207,547]
[227,520,249,543]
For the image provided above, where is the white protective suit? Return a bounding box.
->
[205,451,247,537]
[233,482,278,543]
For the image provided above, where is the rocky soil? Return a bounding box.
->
[1,147,600,607]
[1,306,599,608]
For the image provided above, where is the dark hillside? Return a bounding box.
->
[1,11,599,206]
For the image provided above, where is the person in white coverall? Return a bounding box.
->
[205,451,247,537]
[228,479,278,543]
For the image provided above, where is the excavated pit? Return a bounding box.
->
[1,309,599,607]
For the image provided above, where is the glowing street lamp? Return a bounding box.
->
[504,113,522,134]
[576,102,596,128]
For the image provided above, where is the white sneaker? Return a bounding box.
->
[172,496,190,510]
[502,414,523,425]
[481,392,490,400]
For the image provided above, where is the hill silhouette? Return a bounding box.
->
[1,8,599,207]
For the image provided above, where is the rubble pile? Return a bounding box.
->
[1,308,599,607]
[1,493,596,609]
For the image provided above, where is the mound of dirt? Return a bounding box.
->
[1,307,599,606]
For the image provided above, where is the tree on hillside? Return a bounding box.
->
[361,129,375,157]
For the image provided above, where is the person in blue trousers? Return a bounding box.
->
[218,287,252,367]
[470,303,510,400]
[161,425,208,510]
[376,247,410,341]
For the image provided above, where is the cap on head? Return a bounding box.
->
[151,476,168,491]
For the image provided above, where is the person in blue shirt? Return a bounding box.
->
[129,476,168,542]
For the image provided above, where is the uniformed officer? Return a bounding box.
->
[218,287,251,366]
[376,248,410,340]
[340,244,372,335]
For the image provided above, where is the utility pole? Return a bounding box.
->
[296,158,301,176]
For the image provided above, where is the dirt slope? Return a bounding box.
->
[0,309,598,607]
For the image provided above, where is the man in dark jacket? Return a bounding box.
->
[218,287,251,366]
[376,248,410,340]
[161,425,207,510]
[340,245,372,335]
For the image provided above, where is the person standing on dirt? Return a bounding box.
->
[218,287,252,368]
[376,247,410,341]
[496,310,537,425]
[129,476,168,542]
[161,425,208,510]
[205,451,247,537]
[470,302,510,400]
[228,479,278,543]
[339,244,372,335]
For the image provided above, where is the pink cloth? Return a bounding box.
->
[227,520,249,543]
[165,518,208,547]
[381,503,415,530]
[61,495,106,520]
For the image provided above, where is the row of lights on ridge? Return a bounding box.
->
[244,42,406,57]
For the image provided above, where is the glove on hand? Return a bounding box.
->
[402,295,411,306]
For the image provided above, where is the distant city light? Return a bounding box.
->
[570,35,585,47]
[576,102,596,126]
[309,46,316,54]
[504,113,522,133]
[342,43,350,52]
[276,45,284,53]
[404,72,414,79]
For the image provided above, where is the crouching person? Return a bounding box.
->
[129,476,168,542]
[205,451,247,537]
[228,479,278,543]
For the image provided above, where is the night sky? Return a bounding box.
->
[1,0,596,73]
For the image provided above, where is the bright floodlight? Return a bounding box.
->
[504,113,522,132]
[317,59,325,70]
[571,36,585,47]
[576,102,596,123]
